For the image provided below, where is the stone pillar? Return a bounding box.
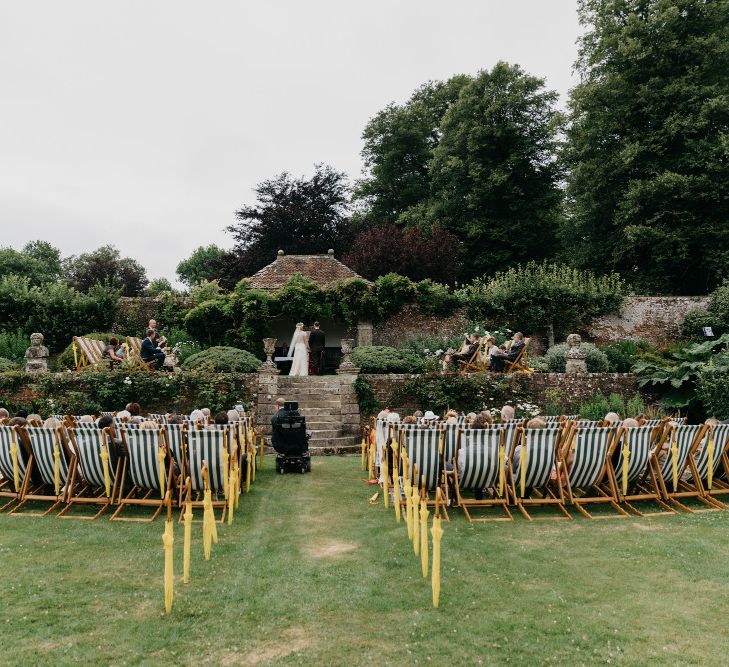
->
[25,332,49,375]
[564,333,587,375]
[255,372,280,444]
[356,321,373,347]
[258,337,279,374]
[336,338,360,375]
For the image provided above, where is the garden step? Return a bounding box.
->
[295,407,341,417]
[300,415,341,425]
[308,429,343,439]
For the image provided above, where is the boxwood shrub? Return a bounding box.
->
[181,346,262,373]
[350,345,423,374]
[543,343,610,373]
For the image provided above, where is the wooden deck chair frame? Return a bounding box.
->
[651,423,715,513]
[0,424,31,511]
[693,423,729,506]
[558,425,629,519]
[399,426,449,521]
[457,337,485,373]
[125,336,155,370]
[606,423,675,516]
[508,425,571,520]
[164,423,189,504]
[10,426,77,516]
[182,429,229,523]
[453,426,512,521]
[59,427,121,520]
[111,427,175,521]
[72,336,106,371]
[504,338,533,374]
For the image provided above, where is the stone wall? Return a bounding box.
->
[373,305,468,347]
[588,296,707,345]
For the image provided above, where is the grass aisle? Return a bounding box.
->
[2,457,729,665]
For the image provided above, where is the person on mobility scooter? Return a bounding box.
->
[271,398,311,474]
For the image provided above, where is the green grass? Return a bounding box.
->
[2,457,729,665]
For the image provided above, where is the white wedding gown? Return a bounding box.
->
[289,331,309,376]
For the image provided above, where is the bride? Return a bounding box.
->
[288,322,310,376]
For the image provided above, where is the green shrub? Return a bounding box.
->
[682,286,729,340]
[626,394,646,417]
[414,280,461,317]
[529,357,550,373]
[607,392,626,416]
[697,367,729,419]
[543,343,610,373]
[350,346,423,374]
[0,357,17,372]
[354,377,379,415]
[184,300,236,346]
[181,346,261,373]
[272,274,332,322]
[578,391,612,421]
[543,387,567,415]
[0,329,29,362]
[374,273,418,319]
[600,339,653,373]
[327,278,376,326]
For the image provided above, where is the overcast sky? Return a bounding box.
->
[0,1,582,285]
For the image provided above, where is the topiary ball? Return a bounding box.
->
[181,346,262,373]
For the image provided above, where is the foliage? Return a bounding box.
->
[226,282,274,353]
[682,284,729,340]
[529,357,550,373]
[342,224,462,284]
[64,245,148,296]
[461,262,625,338]
[634,334,729,410]
[272,274,332,322]
[600,339,654,373]
[0,357,17,372]
[373,273,418,319]
[0,276,118,351]
[0,241,63,285]
[577,391,649,420]
[0,329,29,363]
[144,278,175,297]
[544,388,568,415]
[562,0,729,293]
[56,332,116,370]
[228,164,352,280]
[544,342,611,373]
[350,346,423,374]
[697,368,729,420]
[353,377,379,416]
[184,299,236,346]
[414,280,461,316]
[327,278,377,326]
[626,393,647,417]
[176,245,235,288]
[181,346,262,373]
[578,392,612,421]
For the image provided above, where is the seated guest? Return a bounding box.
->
[604,412,621,425]
[421,410,437,426]
[27,413,42,426]
[103,337,125,364]
[168,414,184,425]
[16,409,29,419]
[478,410,493,426]
[140,420,158,430]
[43,416,59,429]
[97,415,122,461]
[449,333,480,367]
[201,408,211,420]
[126,403,142,418]
[115,409,131,423]
[227,409,241,423]
[445,410,458,425]
[9,416,27,426]
[0,407,9,421]
[402,415,417,425]
[500,405,515,422]
[213,411,229,426]
[465,412,477,424]
[140,329,165,369]
[490,333,526,372]
[413,410,423,421]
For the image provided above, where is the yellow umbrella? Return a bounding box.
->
[420,499,429,578]
[382,446,389,509]
[53,431,61,497]
[202,465,217,560]
[158,447,167,499]
[251,439,257,482]
[403,464,412,539]
[9,429,20,492]
[259,434,264,470]
[222,447,229,500]
[498,431,505,497]
[246,446,251,493]
[519,430,527,498]
[431,488,444,609]
[100,441,111,498]
[391,442,401,523]
[707,427,715,491]
[360,435,367,471]
[671,430,679,492]
[621,431,630,496]
[183,479,192,584]
[412,481,420,556]
[162,493,174,614]
[368,434,375,480]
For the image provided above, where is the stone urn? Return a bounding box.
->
[336,339,360,375]
[258,337,279,374]
[25,332,49,375]
[564,333,587,375]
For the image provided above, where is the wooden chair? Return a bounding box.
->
[607,423,675,516]
[59,427,121,520]
[10,426,76,516]
[680,423,729,509]
[401,426,449,521]
[504,337,533,373]
[0,424,30,511]
[125,336,156,370]
[559,425,628,519]
[163,423,188,502]
[453,426,512,521]
[184,429,229,522]
[111,427,174,521]
[457,337,485,373]
[508,426,571,520]
[72,336,106,370]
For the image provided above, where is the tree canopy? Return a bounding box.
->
[64,245,148,296]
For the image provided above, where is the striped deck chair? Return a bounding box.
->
[456,415,467,427]
[680,423,729,509]
[72,336,106,370]
[0,425,29,511]
[441,423,462,468]
[652,423,712,512]
[563,415,579,421]
[185,429,229,522]
[73,421,99,431]
[671,416,687,426]
[453,427,511,521]
[164,423,188,486]
[11,427,76,516]
[401,427,448,520]
[559,425,628,519]
[60,427,120,520]
[509,426,570,520]
[608,424,675,516]
[574,420,598,428]
[112,427,173,521]
[544,416,562,423]
[148,413,168,424]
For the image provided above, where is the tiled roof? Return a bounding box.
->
[245,251,371,291]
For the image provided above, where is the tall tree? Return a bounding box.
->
[228,164,351,278]
[563,0,729,294]
[429,62,563,278]
[0,240,63,285]
[176,245,234,287]
[64,245,148,296]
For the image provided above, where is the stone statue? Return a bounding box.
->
[564,333,587,375]
[25,332,49,375]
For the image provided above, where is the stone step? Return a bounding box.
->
[300,415,341,425]
[308,436,360,456]
[294,407,341,417]
[309,429,343,439]
[297,401,342,410]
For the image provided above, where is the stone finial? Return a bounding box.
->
[277,249,285,257]
[565,333,587,375]
[327,249,334,256]
[336,339,360,375]
[258,337,279,374]
[25,332,49,375]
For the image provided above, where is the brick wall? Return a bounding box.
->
[373,305,468,347]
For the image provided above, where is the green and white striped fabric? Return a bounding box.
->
[659,424,702,482]
[165,424,186,470]
[671,417,687,426]
[442,424,460,465]
[612,425,653,485]
[459,429,502,490]
[545,416,561,423]
[100,411,114,417]
[404,428,442,491]
[575,420,598,428]
[501,421,522,457]
[187,430,226,492]
[564,415,579,421]
[73,429,115,488]
[567,426,613,489]
[514,428,559,492]
[26,427,70,488]
[124,428,164,490]
[0,425,27,482]
[456,416,467,427]
[149,413,168,424]
[73,421,98,431]
[643,419,664,427]
[689,424,729,482]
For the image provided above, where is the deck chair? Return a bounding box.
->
[504,338,533,373]
[11,426,76,516]
[111,427,173,521]
[453,427,511,521]
[0,424,29,511]
[124,336,155,370]
[608,424,675,516]
[509,426,570,520]
[60,427,120,520]
[441,423,463,470]
[184,429,229,522]
[559,425,628,519]
[72,336,106,370]
[401,427,449,520]
[164,423,188,500]
[652,423,713,512]
[457,338,484,373]
[678,423,729,510]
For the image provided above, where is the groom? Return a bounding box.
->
[309,322,326,375]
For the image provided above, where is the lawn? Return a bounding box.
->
[2,456,729,666]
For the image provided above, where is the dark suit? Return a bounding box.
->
[309,328,326,374]
[491,340,525,372]
[451,341,479,365]
[140,337,165,368]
